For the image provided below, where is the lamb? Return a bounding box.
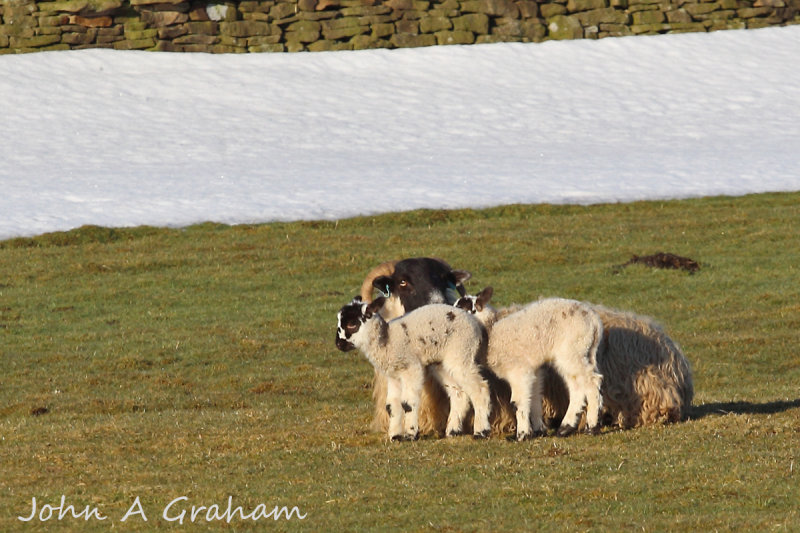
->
[456,287,604,440]
[458,287,694,430]
[335,295,492,441]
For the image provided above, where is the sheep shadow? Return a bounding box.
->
[689,399,800,420]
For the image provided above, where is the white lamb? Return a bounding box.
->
[336,296,492,441]
[456,287,604,440]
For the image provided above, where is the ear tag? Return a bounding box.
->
[445,281,460,304]
[379,284,391,298]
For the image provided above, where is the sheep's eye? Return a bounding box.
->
[345,322,359,332]
[398,280,408,288]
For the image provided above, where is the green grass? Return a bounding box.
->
[1,192,798,531]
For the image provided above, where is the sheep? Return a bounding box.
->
[456,287,604,440]
[359,258,693,435]
[360,258,502,437]
[335,295,492,441]
[458,287,694,430]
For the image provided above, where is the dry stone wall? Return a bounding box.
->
[1,0,798,53]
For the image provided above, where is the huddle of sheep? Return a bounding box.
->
[335,257,694,441]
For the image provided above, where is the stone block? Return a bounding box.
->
[517,1,539,17]
[351,35,392,49]
[685,2,720,15]
[285,20,321,41]
[522,19,547,40]
[371,22,396,36]
[61,32,97,46]
[185,21,218,34]
[69,14,114,26]
[173,32,216,43]
[666,8,693,23]
[490,17,523,36]
[598,22,633,34]
[38,1,89,14]
[341,5,392,16]
[386,0,414,10]
[566,0,607,13]
[317,0,341,9]
[479,0,519,17]
[39,14,71,25]
[435,29,475,44]
[576,7,628,24]
[247,34,282,45]
[270,2,297,20]
[737,6,773,17]
[630,22,668,32]
[452,13,489,33]
[125,27,158,39]
[419,15,452,32]
[395,18,419,32]
[547,14,583,38]
[10,33,63,47]
[140,10,188,26]
[249,43,285,51]
[129,0,186,5]
[632,9,664,23]
[540,4,567,17]
[158,24,188,38]
[221,20,275,36]
[390,31,435,46]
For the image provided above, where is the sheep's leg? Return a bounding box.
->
[583,371,604,434]
[429,366,470,437]
[466,372,492,439]
[385,376,405,441]
[557,373,587,437]
[506,369,540,441]
[399,364,425,441]
[529,367,547,436]
[442,362,492,439]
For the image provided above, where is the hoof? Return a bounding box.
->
[472,429,491,440]
[584,425,601,436]
[516,429,544,441]
[447,430,463,438]
[390,434,403,442]
[556,425,578,437]
[405,433,419,441]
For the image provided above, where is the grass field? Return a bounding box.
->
[1,192,798,531]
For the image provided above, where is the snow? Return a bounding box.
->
[1,26,799,240]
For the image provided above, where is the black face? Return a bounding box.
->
[335,303,364,352]
[372,257,469,313]
[454,296,477,313]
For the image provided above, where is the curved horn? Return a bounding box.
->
[359,260,398,303]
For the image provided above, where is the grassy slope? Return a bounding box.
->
[0,193,798,531]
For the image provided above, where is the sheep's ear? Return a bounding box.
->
[476,286,493,311]
[372,276,394,298]
[351,295,363,304]
[452,269,471,285]
[365,296,386,318]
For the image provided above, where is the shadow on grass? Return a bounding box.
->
[690,399,800,419]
